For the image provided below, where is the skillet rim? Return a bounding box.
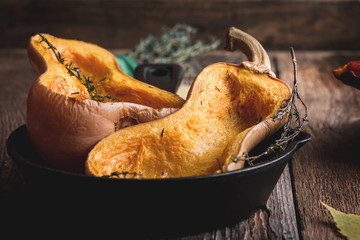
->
[6,124,311,183]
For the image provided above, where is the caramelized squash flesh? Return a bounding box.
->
[86,63,291,178]
[29,34,184,108]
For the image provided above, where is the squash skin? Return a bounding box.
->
[26,34,184,173]
[86,63,291,178]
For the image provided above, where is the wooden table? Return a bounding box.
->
[1,49,359,239]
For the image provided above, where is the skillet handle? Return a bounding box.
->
[134,64,183,93]
[291,131,312,151]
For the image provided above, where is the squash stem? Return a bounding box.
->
[225,27,275,77]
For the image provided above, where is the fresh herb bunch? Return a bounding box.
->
[127,24,220,78]
[232,47,308,167]
[38,33,117,102]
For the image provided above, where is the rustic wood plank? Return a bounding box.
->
[172,166,299,240]
[0,49,36,202]
[275,50,360,240]
[1,0,359,50]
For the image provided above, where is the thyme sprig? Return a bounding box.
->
[127,24,220,78]
[232,47,308,167]
[226,70,232,81]
[103,171,143,179]
[38,33,117,102]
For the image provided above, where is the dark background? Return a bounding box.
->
[1,0,359,51]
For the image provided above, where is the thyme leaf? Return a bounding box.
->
[226,70,232,81]
[217,158,224,173]
[103,171,143,179]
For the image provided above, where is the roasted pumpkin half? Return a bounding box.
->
[26,34,185,173]
[85,27,292,178]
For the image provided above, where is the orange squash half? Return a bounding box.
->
[85,27,292,178]
[26,34,185,173]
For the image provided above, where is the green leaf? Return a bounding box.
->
[115,55,138,78]
[322,201,360,240]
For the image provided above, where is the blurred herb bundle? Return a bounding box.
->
[126,24,220,78]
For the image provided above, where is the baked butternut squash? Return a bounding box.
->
[26,34,185,173]
[85,27,292,178]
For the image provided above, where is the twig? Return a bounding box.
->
[231,47,308,166]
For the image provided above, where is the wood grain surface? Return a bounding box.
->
[1,0,359,51]
[277,51,360,240]
[0,49,359,239]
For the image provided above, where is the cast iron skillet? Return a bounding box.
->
[6,124,310,238]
